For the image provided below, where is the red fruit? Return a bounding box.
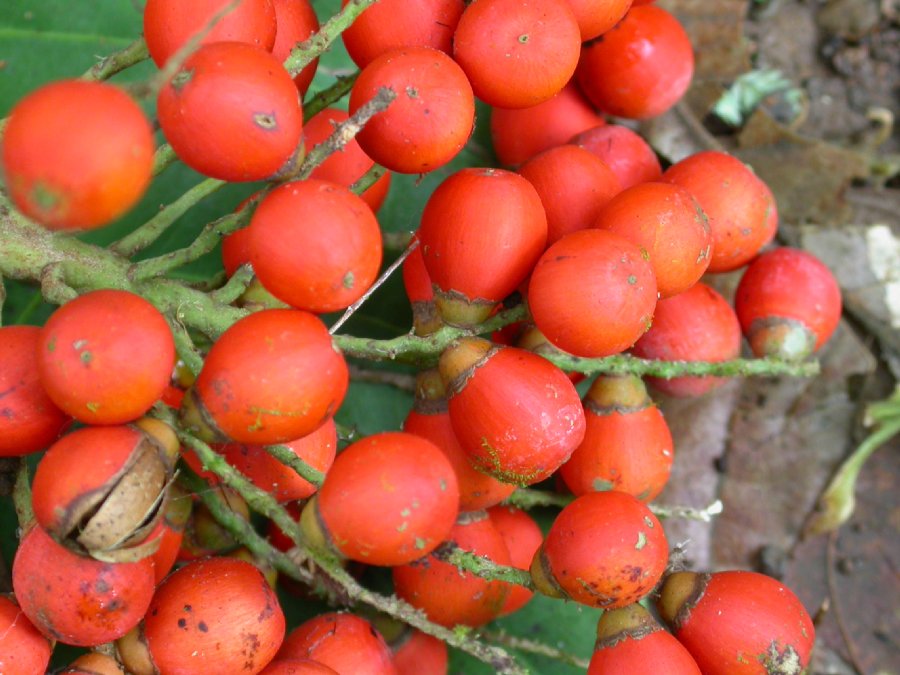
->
[144,0,276,66]
[0,326,69,456]
[594,182,711,298]
[453,0,582,108]
[0,595,52,675]
[350,47,475,174]
[418,168,547,326]
[564,0,633,40]
[531,491,668,608]
[249,179,383,312]
[491,82,605,167]
[393,512,511,627]
[735,247,842,360]
[222,225,254,277]
[662,151,777,273]
[560,374,673,501]
[38,290,175,425]
[13,525,156,646]
[304,108,392,212]
[140,558,285,674]
[488,505,543,615]
[279,613,396,675]
[31,425,172,555]
[149,485,193,584]
[157,42,303,182]
[271,0,319,95]
[220,418,336,502]
[577,6,694,119]
[402,240,443,336]
[391,629,448,675]
[657,571,815,675]
[588,604,701,675]
[631,283,742,397]
[440,338,586,485]
[573,123,663,189]
[528,229,658,357]
[2,80,154,230]
[183,309,348,445]
[404,369,516,510]
[519,144,622,246]
[260,660,339,674]
[341,0,465,68]
[303,432,459,566]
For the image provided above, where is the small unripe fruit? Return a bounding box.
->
[657,570,815,675]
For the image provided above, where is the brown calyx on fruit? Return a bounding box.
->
[438,337,498,398]
[413,368,449,415]
[433,287,496,328]
[62,652,126,674]
[594,603,660,649]
[529,546,568,600]
[178,386,229,443]
[115,624,157,675]
[584,374,653,415]
[748,317,817,362]
[657,571,712,631]
[299,495,340,559]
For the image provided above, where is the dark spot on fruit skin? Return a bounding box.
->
[184,604,192,612]
[198,620,209,632]
[178,618,187,629]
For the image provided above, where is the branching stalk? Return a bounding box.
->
[304,72,360,121]
[82,37,150,82]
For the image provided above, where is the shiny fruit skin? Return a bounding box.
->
[0,326,69,456]
[528,229,658,357]
[564,0,633,40]
[534,491,668,608]
[0,595,52,675]
[577,6,694,119]
[188,309,348,444]
[279,613,396,675]
[453,0,582,108]
[441,339,586,485]
[143,557,285,674]
[314,431,459,565]
[271,0,319,95]
[491,82,605,167]
[735,247,842,359]
[144,0,276,66]
[220,418,336,502]
[560,374,673,501]
[393,512,511,628]
[13,525,155,646]
[657,571,815,675]
[248,179,383,313]
[341,0,465,68]
[304,108,392,212]
[418,168,547,324]
[631,283,742,397]
[488,505,543,615]
[37,290,175,425]
[519,144,623,246]
[404,370,516,511]
[594,182,711,298]
[662,151,777,273]
[157,42,302,182]
[588,603,701,675]
[573,123,663,189]
[350,47,475,174]
[391,629,449,675]
[260,660,339,674]
[2,80,154,230]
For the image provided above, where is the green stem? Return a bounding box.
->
[130,209,249,281]
[481,630,591,670]
[263,445,325,487]
[208,264,254,304]
[166,317,204,376]
[506,489,724,522]
[12,290,44,326]
[13,460,34,530]
[350,164,387,196]
[111,178,226,258]
[152,144,178,177]
[434,544,535,589]
[304,72,360,121]
[82,36,150,82]
[283,0,381,76]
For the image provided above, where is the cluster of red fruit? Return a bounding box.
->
[0,0,845,673]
